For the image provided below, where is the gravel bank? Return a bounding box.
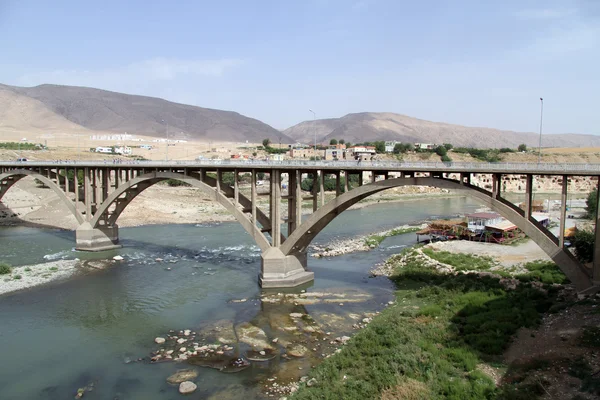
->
[0,259,82,296]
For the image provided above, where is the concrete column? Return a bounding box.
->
[343,171,349,193]
[216,170,222,193]
[559,175,568,248]
[319,170,325,207]
[524,174,533,220]
[234,169,239,205]
[295,170,302,231]
[75,222,121,251]
[74,167,79,205]
[312,172,318,212]
[84,168,92,221]
[359,172,363,186]
[287,171,297,234]
[270,169,281,247]
[335,172,341,197]
[102,168,109,203]
[260,248,314,288]
[371,172,376,184]
[251,169,257,226]
[594,177,600,283]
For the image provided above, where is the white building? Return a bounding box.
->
[466,212,503,233]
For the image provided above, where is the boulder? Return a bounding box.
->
[167,369,198,384]
[155,337,166,344]
[179,381,197,394]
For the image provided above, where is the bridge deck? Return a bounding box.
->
[2,160,600,176]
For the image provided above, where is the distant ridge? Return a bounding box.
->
[283,112,600,149]
[0,83,292,143]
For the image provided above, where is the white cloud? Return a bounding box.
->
[16,57,244,88]
[515,8,577,20]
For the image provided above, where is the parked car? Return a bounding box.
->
[16,158,28,162]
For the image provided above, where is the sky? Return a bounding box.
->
[0,0,598,134]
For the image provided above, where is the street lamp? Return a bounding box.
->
[162,119,169,161]
[309,109,316,161]
[538,97,543,164]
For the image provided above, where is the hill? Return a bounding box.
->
[0,83,291,143]
[283,112,600,148]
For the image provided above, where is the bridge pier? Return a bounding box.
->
[75,222,122,251]
[260,248,314,288]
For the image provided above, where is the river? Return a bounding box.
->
[0,196,479,399]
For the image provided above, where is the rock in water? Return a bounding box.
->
[155,337,166,344]
[113,255,124,261]
[167,369,199,384]
[179,381,197,394]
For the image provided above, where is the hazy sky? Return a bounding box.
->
[0,0,598,133]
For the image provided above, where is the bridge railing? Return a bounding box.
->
[2,159,600,173]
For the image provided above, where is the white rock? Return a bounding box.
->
[179,347,187,352]
[177,338,187,344]
[113,255,124,261]
[179,381,197,394]
[166,350,174,355]
[184,329,191,336]
[155,337,166,344]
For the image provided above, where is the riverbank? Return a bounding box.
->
[0,258,118,296]
[291,245,600,400]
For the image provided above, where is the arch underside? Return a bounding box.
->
[282,176,593,291]
[0,170,84,224]
[91,171,273,252]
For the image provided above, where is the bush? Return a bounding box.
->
[518,144,527,152]
[586,189,597,219]
[435,145,447,156]
[572,229,595,263]
[164,179,191,187]
[441,154,452,162]
[0,263,12,275]
[13,274,22,280]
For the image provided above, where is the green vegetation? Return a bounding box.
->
[13,274,22,280]
[516,260,569,284]
[24,267,31,272]
[164,179,191,187]
[393,142,414,154]
[435,145,447,157]
[422,248,496,271]
[572,229,594,263]
[453,147,503,162]
[0,263,12,275]
[301,174,360,193]
[364,227,421,248]
[49,266,58,271]
[59,169,85,186]
[586,189,597,219]
[441,154,452,162]
[292,248,562,400]
[329,139,338,145]
[518,144,527,152]
[0,141,42,150]
[261,138,288,154]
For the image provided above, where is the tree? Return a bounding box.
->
[329,139,338,145]
[435,145,447,157]
[443,143,453,150]
[339,139,345,145]
[345,142,352,148]
[518,144,527,152]
[393,143,404,154]
[374,141,386,154]
[262,138,271,148]
[572,229,595,263]
[586,189,598,219]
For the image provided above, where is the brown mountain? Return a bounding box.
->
[0,83,291,143]
[283,112,600,148]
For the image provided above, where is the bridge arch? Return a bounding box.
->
[0,169,85,224]
[91,171,272,251]
[281,176,592,291]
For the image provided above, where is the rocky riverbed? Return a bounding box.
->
[147,288,389,398]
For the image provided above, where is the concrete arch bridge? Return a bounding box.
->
[1,160,599,293]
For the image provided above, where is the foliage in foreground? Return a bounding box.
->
[0,262,12,275]
[292,250,564,400]
[421,248,495,271]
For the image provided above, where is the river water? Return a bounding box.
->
[0,196,479,399]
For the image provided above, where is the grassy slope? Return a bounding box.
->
[291,250,571,400]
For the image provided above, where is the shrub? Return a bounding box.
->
[572,229,595,263]
[0,263,12,275]
[586,189,597,219]
[13,274,22,280]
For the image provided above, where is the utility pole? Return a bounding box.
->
[309,109,316,161]
[538,97,544,164]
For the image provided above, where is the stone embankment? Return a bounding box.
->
[310,223,427,258]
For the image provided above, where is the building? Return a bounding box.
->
[114,146,132,155]
[94,146,114,154]
[385,141,400,153]
[414,143,435,150]
[466,212,503,234]
[290,148,324,159]
[349,146,376,161]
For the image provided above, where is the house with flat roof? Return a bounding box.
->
[466,212,503,234]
